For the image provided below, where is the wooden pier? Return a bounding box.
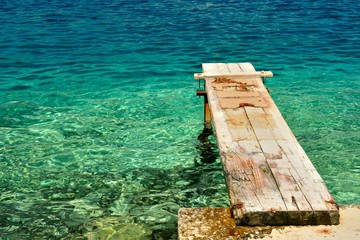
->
[180,63,339,228]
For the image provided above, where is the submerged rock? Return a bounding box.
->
[83,218,152,240]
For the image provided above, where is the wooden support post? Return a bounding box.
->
[204,95,211,130]
[196,90,212,130]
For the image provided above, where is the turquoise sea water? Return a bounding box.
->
[0,0,359,239]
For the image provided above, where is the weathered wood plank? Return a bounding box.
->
[260,140,312,212]
[203,64,267,217]
[203,64,237,151]
[202,63,219,73]
[228,148,286,211]
[217,90,261,98]
[228,62,243,73]
[224,108,257,141]
[203,64,287,221]
[199,62,339,225]
[244,107,274,140]
[239,62,256,72]
[219,97,268,108]
[234,143,288,212]
[265,107,337,214]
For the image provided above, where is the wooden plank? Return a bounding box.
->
[239,62,256,72]
[224,108,257,141]
[199,62,339,225]
[217,90,260,98]
[203,65,237,151]
[262,107,338,213]
[202,63,219,74]
[219,97,268,108]
[203,64,268,218]
[246,99,335,214]
[227,63,243,73]
[244,107,274,140]
[225,144,287,217]
[237,118,314,218]
[249,111,316,216]
[260,140,312,211]
[204,64,287,222]
[216,63,230,73]
[223,152,264,213]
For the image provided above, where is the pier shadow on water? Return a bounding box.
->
[195,127,218,166]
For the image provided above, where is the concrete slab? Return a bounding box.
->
[178,205,360,240]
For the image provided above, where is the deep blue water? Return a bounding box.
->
[0,0,359,239]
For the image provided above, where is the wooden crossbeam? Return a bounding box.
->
[194,71,273,80]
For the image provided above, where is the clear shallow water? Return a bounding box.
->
[0,0,359,239]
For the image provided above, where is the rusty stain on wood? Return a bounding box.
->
[239,103,256,107]
[213,76,238,84]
